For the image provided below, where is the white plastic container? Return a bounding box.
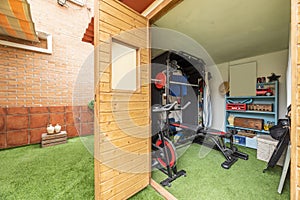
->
[257,135,286,166]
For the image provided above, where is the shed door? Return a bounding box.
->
[94,0,150,199]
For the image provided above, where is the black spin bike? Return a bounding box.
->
[151,101,189,187]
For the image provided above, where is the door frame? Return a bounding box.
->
[290,0,297,199]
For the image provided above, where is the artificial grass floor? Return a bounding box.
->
[0,137,290,200]
[0,137,160,200]
[0,137,95,200]
[152,143,290,200]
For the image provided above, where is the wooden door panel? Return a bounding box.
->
[94,0,150,199]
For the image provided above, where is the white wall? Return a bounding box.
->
[211,49,288,130]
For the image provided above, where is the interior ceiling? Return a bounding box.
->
[155,0,291,64]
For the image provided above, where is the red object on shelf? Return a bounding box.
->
[256,88,273,96]
[226,103,247,111]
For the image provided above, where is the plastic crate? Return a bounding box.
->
[246,136,257,149]
[233,135,246,146]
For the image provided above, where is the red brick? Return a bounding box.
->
[0,115,6,133]
[30,114,49,129]
[66,106,80,112]
[81,122,94,136]
[7,115,29,131]
[61,125,66,132]
[0,107,7,115]
[29,106,49,114]
[65,106,73,112]
[7,130,28,147]
[65,112,74,125]
[0,133,6,148]
[49,113,65,125]
[66,124,79,137]
[49,106,65,113]
[30,127,46,144]
[7,107,28,115]
[66,111,81,124]
[80,111,94,123]
[80,106,89,112]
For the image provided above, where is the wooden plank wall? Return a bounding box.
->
[94,0,151,199]
[292,0,299,199]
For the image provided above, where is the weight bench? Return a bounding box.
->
[170,123,249,169]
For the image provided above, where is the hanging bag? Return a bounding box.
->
[269,124,289,141]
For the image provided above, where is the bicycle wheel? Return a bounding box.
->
[155,137,177,168]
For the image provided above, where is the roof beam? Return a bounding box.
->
[142,0,164,16]
[144,0,183,24]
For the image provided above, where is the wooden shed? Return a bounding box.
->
[92,0,300,199]
[290,1,300,199]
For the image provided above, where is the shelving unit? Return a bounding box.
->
[225,81,279,149]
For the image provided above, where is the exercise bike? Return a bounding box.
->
[151,101,189,187]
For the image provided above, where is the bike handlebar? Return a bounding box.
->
[152,101,191,112]
[152,101,177,112]
[181,101,191,110]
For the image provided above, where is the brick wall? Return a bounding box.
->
[0,0,94,107]
[0,106,94,149]
[0,0,95,148]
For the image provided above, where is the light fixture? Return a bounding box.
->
[57,0,66,6]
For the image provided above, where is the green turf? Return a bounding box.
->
[152,144,290,200]
[0,138,95,200]
[0,137,160,200]
[0,138,290,200]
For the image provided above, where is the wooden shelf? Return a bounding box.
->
[226,125,270,134]
[226,96,275,99]
[226,110,276,115]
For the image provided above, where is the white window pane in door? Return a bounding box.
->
[112,42,137,91]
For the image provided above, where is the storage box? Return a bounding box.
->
[226,103,247,111]
[233,135,246,146]
[233,135,257,149]
[41,131,67,148]
[246,136,257,149]
[247,104,273,112]
[237,131,256,138]
[234,117,264,130]
[256,135,286,166]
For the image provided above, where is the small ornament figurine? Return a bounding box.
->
[54,124,61,133]
[47,124,55,134]
[227,114,235,126]
[267,73,281,82]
